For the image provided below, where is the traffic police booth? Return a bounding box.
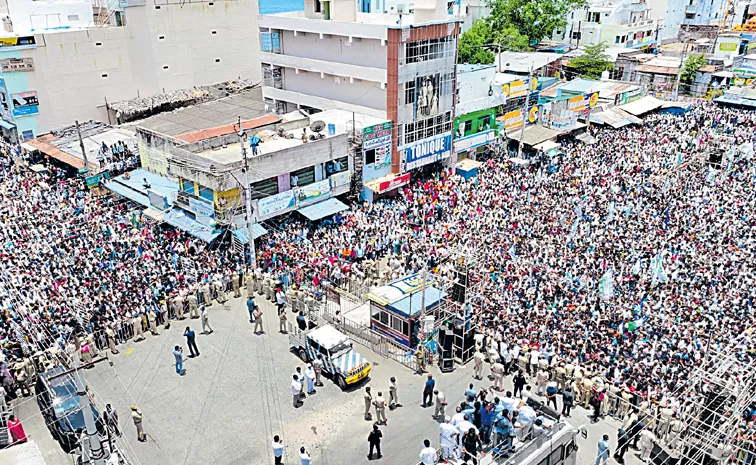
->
[366,274,447,349]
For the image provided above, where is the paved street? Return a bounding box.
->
[14,293,643,465]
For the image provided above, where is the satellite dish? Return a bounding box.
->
[310,120,326,133]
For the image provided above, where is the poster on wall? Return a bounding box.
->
[11,91,39,117]
[0,58,34,72]
[257,190,296,218]
[363,122,392,169]
[295,179,331,205]
[414,74,440,120]
[0,77,12,122]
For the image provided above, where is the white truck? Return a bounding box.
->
[288,323,371,390]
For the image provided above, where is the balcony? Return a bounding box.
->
[258,14,388,42]
[685,4,697,13]
[262,87,387,119]
[628,1,649,12]
[260,52,388,84]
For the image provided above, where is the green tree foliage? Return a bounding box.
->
[457,0,585,64]
[458,20,496,65]
[488,0,587,45]
[567,42,614,79]
[681,54,706,84]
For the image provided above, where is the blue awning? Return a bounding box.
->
[297,198,349,221]
[104,180,150,207]
[0,119,15,130]
[232,224,268,244]
[163,209,221,243]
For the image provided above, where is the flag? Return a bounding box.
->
[567,219,579,242]
[536,168,543,184]
[508,244,517,263]
[651,253,668,286]
[706,166,716,184]
[677,153,683,166]
[599,269,615,300]
[631,257,642,276]
[626,316,648,332]
[663,178,670,194]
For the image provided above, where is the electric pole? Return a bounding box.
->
[237,116,257,269]
[673,41,689,101]
[75,120,89,169]
[517,65,535,159]
[73,358,109,465]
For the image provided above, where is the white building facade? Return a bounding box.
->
[0,0,261,139]
[555,0,658,50]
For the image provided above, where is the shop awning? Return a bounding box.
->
[105,180,150,207]
[21,142,37,152]
[618,95,663,116]
[0,119,15,130]
[534,140,560,152]
[232,224,269,244]
[142,207,165,222]
[508,125,561,147]
[587,107,642,128]
[576,133,597,144]
[297,197,349,221]
[163,208,221,243]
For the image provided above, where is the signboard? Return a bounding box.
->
[85,171,110,189]
[376,173,410,193]
[363,121,392,169]
[453,129,495,153]
[147,189,169,210]
[330,170,352,188]
[0,36,36,49]
[257,189,296,218]
[118,0,146,7]
[11,91,39,117]
[719,42,738,52]
[404,133,452,170]
[501,78,537,98]
[0,58,34,73]
[502,109,523,131]
[295,179,331,205]
[414,73,440,120]
[618,87,644,105]
[188,197,214,218]
[568,95,587,112]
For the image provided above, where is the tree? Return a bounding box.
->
[568,42,614,79]
[458,20,496,65]
[681,54,706,84]
[487,0,587,46]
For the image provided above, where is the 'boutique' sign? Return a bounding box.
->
[404,134,452,170]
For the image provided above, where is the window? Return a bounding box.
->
[260,31,281,53]
[249,177,278,200]
[314,0,321,12]
[537,456,549,465]
[290,166,315,187]
[198,184,214,201]
[326,156,348,175]
[390,315,408,335]
[685,12,695,19]
[571,31,581,40]
[402,111,452,145]
[263,66,283,89]
[67,14,79,21]
[365,148,376,165]
[403,80,415,105]
[379,311,389,325]
[615,35,621,43]
[404,37,455,64]
[181,179,195,195]
[478,115,491,130]
[440,72,455,96]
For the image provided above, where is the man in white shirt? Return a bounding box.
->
[439,419,458,461]
[291,374,303,408]
[419,439,437,465]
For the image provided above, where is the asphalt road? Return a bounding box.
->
[13,292,644,465]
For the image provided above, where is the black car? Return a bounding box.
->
[35,366,105,453]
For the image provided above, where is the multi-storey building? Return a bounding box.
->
[555,0,658,50]
[0,0,261,140]
[683,0,756,27]
[258,0,461,199]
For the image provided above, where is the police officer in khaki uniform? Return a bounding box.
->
[14,359,30,396]
[364,386,373,421]
[174,294,185,320]
[201,282,212,308]
[106,326,119,354]
[555,362,567,392]
[232,270,241,298]
[473,350,485,380]
[373,392,387,425]
[187,292,199,319]
[132,313,145,342]
[147,309,159,335]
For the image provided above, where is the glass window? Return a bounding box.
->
[404,80,415,105]
[198,184,214,201]
[181,179,195,195]
[379,311,389,325]
[290,166,315,187]
[537,456,549,465]
[249,177,278,200]
[478,115,491,131]
[365,148,376,165]
[401,111,453,146]
[390,315,405,334]
[326,156,348,175]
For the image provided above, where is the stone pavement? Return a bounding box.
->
[14,292,647,465]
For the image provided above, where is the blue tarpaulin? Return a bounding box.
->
[297,198,349,221]
[163,209,221,243]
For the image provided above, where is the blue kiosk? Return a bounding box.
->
[366,274,447,349]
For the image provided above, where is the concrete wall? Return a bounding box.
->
[277,30,387,70]
[0,0,261,137]
[282,68,387,110]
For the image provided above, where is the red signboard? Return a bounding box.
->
[377,173,411,193]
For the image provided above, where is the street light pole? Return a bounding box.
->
[237,116,257,269]
[73,358,108,465]
[517,65,535,159]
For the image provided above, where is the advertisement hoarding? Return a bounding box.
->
[257,190,296,218]
[403,133,452,170]
[376,173,410,193]
[11,91,39,117]
[363,122,392,169]
[330,170,352,188]
[0,58,34,72]
[295,179,331,206]
[453,129,495,153]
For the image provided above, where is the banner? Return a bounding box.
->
[363,122,392,169]
[257,190,296,218]
[503,109,523,131]
[12,91,39,117]
[414,73,440,120]
[85,171,110,189]
[376,173,410,193]
[295,179,331,205]
[330,170,352,188]
[0,36,35,49]
[147,189,169,210]
[404,133,452,170]
[0,58,34,72]
[568,95,587,113]
[188,197,214,218]
[502,78,538,98]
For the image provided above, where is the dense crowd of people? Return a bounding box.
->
[1,100,756,460]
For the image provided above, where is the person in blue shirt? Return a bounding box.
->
[422,374,435,407]
[247,296,256,323]
[479,401,495,445]
[465,383,477,403]
[173,346,184,375]
[494,410,513,455]
[183,326,200,357]
[596,434,611,465]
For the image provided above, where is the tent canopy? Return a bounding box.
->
[297,197,349,221]
[618,95,663,116]
[533,140,560,152]
[508,125,561,147]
